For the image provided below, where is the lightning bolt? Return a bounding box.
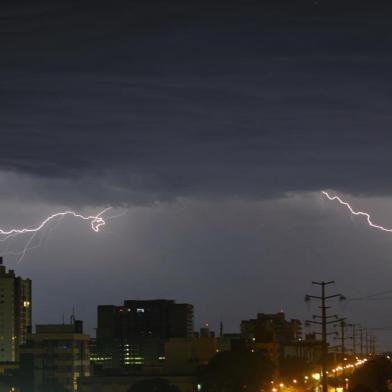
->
[0,207,111,236]
[0,207,112,262]
[321,191,392,232]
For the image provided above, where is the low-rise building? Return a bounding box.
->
[241,311,304,371]
[217,333,245,352]
[20,319,90,391]
[241,311,302,345]
[283,333,323,363]
[164,334,217,373]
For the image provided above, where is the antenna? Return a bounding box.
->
[70,306,76,324]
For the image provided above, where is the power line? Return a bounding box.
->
[347,288,392,301]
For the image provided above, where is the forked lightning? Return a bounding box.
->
[0,207,111,235]
[0,207,111,262]
[322,191,392,233]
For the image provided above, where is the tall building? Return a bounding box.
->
[96,299,194,369]
[20,319,90,392]
[0,256,32,362]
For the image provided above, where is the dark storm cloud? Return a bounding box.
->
[1,0,392,204]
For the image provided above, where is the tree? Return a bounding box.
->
[279,356,312,380]
[198,350,274,392]
[350,385,374,392]
[129,378,181,392]
[350,357,392,392]
[38,381,69,392]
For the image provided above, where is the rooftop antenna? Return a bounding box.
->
[70,306,76,324]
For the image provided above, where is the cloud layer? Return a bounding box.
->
[1,0,392,205]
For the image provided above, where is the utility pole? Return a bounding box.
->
[334,320,351,356]
[366,333,376,355]
[339,320,348,355]
[360,328,364,356]
[305,281,345,392]
[352,324,358,355]
[365,330,369,355]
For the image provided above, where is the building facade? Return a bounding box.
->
[283,333,323,363]
[241,312,302,345]
[96,300,194,369]
[164,326,218,374]
[20,319,90,392]
[241,311,302,368]
[0,257,32,362]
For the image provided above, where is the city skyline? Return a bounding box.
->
[0,256,383,391]
[0,254,382,350]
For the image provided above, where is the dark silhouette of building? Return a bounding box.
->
[96,300,193,369]
[20,318,90,392]
[241,311,302,368]
[241,312,302,345]
[0,256,31,362]
[283,333,323,363]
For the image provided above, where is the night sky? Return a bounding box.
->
[2,0,392,348]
